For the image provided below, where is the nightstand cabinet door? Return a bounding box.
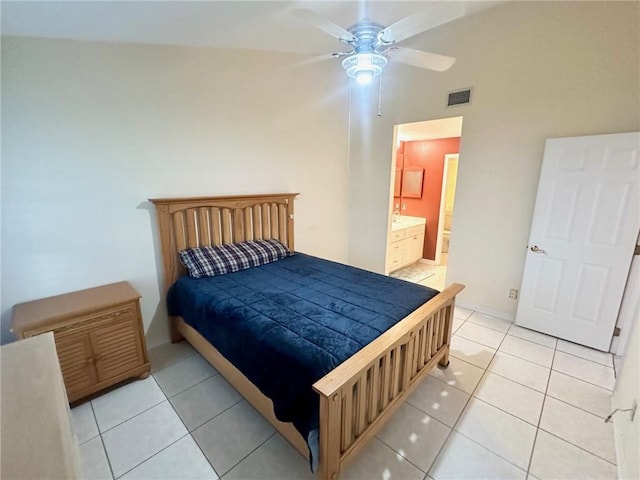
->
[55,331,99,398]
[92,307,145,381]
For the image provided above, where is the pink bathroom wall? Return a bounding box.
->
[399,137,460,260]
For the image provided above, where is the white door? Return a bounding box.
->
[516,132,640,351]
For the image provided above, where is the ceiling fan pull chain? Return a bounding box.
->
[377,74,383,118]
[347,77,353,171]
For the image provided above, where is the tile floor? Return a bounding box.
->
[73,307,619,480]
[418,262,448,292]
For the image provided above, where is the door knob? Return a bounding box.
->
[530,245,547,254]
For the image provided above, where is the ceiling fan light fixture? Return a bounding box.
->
[341,52,387,85]
[355,70,374,85]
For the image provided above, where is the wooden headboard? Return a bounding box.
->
[149,193,299,293]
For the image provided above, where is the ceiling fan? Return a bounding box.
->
[291,2,465,85]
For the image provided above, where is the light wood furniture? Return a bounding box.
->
[12,281,150,403]
[388,218,426,272]
[149,193,464,480]
[1,332,82,479]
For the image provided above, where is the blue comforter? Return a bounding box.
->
[167,253,438,457]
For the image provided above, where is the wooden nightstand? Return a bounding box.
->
[12,281,150,403]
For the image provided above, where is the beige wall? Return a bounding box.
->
[346,1,640,319]
[2,2,639,346]
[1,38,350,346]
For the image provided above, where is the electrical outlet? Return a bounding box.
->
[509,289,518,300]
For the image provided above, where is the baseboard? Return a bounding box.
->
[455,301,515,323]
[146,335,171,350]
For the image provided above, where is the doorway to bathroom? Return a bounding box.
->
[387,116,463,291]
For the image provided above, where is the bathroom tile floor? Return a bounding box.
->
[418,262,448,292]
[73,306,619,480]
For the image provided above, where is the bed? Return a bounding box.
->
[150,193,464,480]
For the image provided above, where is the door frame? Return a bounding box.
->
[433,153,459,266]
[610,231,640,355]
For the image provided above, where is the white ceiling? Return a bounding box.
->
[1,1,499,55]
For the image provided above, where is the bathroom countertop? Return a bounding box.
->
[391,215,427,231]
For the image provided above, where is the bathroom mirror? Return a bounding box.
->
[403,167,424,198]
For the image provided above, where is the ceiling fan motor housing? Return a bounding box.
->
[346,20,385,53]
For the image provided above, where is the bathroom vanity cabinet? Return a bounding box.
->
[387,216,426,272]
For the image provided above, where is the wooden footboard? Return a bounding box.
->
[313,283,464,480]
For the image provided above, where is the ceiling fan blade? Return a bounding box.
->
[291,9,356,43]
[380,2,467,44]
[387,47,456,72]
[282,53,337,70]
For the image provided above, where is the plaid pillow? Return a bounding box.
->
[179,239,293,278]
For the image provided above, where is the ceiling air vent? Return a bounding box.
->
[447,88,472,107]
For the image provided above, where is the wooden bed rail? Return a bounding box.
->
[313,283,464,480]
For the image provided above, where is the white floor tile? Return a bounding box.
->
[79,436,113,480]
[153,354,218,398]
[68,315,620,480]
[192,401,274,476]
[539,397,616,463]
[170,374,242,430]
[408,376,470,427]
[474,372,545,425]
[428,356,485,394]
[529,430,617,480]
[455,398,537,470]
[546,371,612,418]
[342,437,426,480]
[148,341,196,373]
[121,436,218,480]
[454,306,473,320]
[450,334,496,369]
[376,402,450,472]
[71,402,99,444]
[102,401,188,478]
[451,316,465,335]
[508,325,557,349]
[488,352,550,393]
[552,351,615,390]
[556,340,613,367]
[456,322,506,349]
[430,432,526,480]
[224,434,314,480]
[92,376,166,432]
[499,336,554,368]
[466,312,512,333]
